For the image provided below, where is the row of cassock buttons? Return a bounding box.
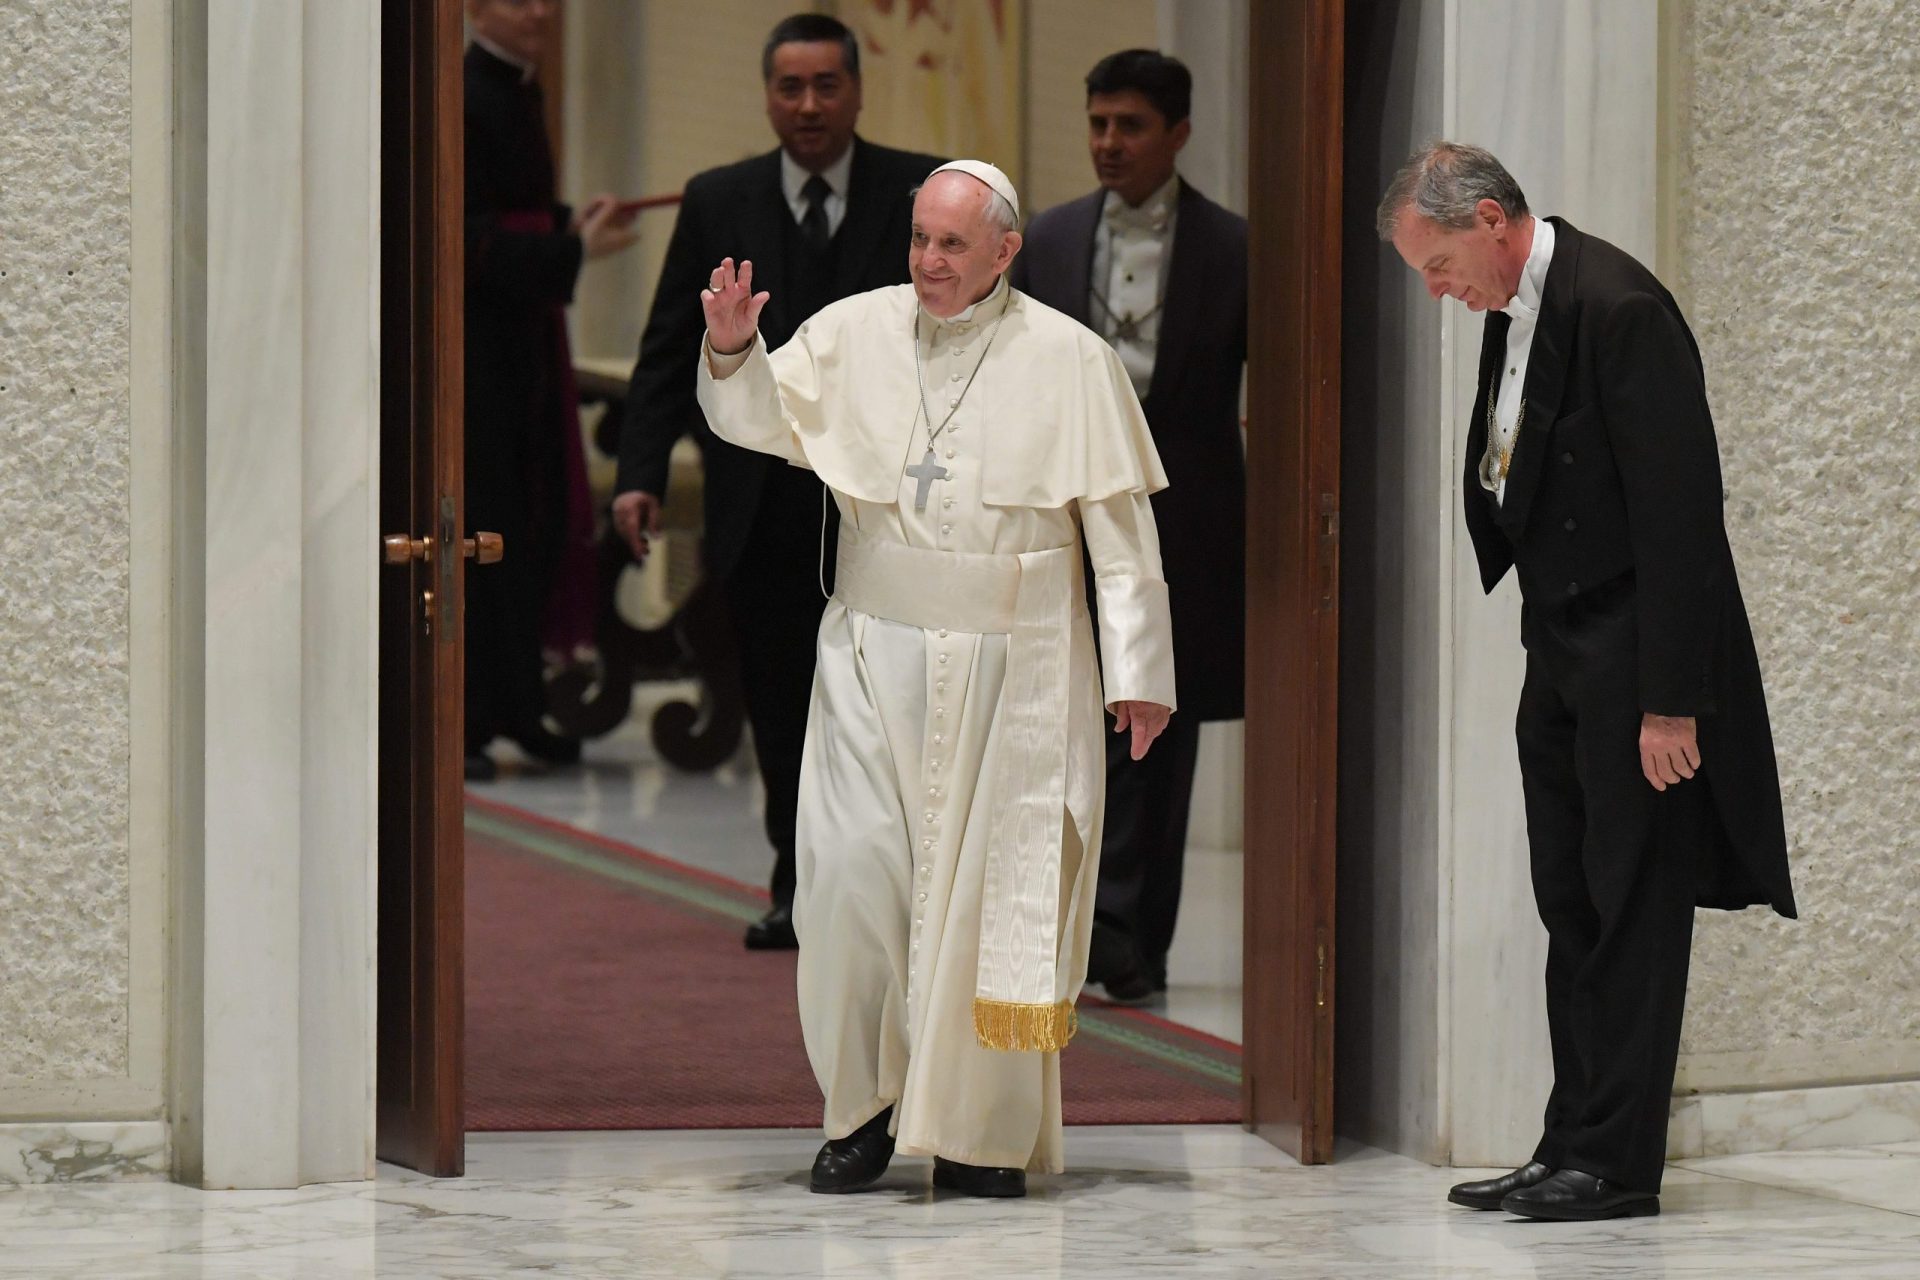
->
[912,629,954,986]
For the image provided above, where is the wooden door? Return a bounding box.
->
[376,0,468,1177]
[1242,0,1344,1164]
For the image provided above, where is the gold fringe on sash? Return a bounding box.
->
[972,998,1079,1052]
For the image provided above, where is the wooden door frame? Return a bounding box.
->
[374,0,1347,1174]
[1242,0,1344,1164]
[376,0,467,1177]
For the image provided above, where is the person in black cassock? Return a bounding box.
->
[611,14,944,951]
[1381,142,1797,1222]
[463,0,638,782]
[1012,50,1247,1005]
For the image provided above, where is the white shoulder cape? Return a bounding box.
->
[749,284,1168,509]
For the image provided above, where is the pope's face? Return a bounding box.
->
[1390,200,1527,312]
[765,40,862,172]
[909,174,1023,318]
[467,0,557,65]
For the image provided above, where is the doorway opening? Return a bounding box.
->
[376,0,1342,1175]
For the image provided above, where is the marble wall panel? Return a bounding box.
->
[0,2,134,1084]
[1440,0,1660,1167]
[0,1122,167,1185]
[1337,0,1448,1164]
[1668,0,1920,1079]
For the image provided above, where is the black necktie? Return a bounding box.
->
[800,174,832,254]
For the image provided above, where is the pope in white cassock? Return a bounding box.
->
[696,160,1177,1199]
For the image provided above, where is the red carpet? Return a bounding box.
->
[465,796,1242,1131]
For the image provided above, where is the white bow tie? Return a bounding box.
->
[1106,201,1167,233]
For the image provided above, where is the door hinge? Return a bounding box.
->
[1316,493,1338,613]
[1315,942,1328,1009]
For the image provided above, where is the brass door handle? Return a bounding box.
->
[381,532,502,565]
[382,534,429,564]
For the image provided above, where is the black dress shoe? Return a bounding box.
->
[744,904,798,951]
[810,1107,894,1194]
[1088,922,1155,1006]
[1501,1168,1659,1221]
[1448,1161,1554,1210]
[464,751,498,783]
[509,724,582,766]
[932,1156,1026,1198]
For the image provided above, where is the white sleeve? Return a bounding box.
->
[693,330,822,469]
[1079,490,1177,711]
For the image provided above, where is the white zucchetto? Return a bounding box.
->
[927,159,1021,222]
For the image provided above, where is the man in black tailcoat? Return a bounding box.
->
[1012,50,1247,1004]
[611,14,944,950]
[1381,142,1796,1222]
[464,0,638,782]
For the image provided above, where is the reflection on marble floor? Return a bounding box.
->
[4,1128,1919,1278]
[482,688,1246,1044]
[1677,1140,1920,1218]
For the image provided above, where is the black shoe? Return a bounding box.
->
[810,1107,895,1194]
[1088,922,1155,1006]
[1501,1169,1659,1221]
[509,724,582,766]
[464,751,498,783]
[932,1156,1026,1198]
[1448,1161,1554,1210]
[744,904,798,951]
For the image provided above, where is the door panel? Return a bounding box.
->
[376,0,466,1178]
[1243,0,1343,1164]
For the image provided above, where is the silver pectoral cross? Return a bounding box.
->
[905,448,950,512]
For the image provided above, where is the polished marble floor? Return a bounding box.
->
[3,1128,1917,1278]
[482,693,1245,1043]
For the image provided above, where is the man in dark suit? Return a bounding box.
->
[611,13,944,950]
[1381,142,1797,1221]
[463,0,638,783]
[1012,50,1247,1004]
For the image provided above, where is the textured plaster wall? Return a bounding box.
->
[1672,0,1920,1074]
[0,1,133,1081]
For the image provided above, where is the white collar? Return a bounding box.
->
[1501,216,1555,324]
[471,34,536,83]
[1102,173,1181,230]
[782,143,855,208]
[924,274,1011,329]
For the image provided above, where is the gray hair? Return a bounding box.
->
[1374,141,1529,241]
[980,191,1018,235]
[910,181,1021,237]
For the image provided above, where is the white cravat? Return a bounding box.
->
[1491,216,1555,504]
[781,145,854,239]
[1090,175,1180,400]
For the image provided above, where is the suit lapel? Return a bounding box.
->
[1145,181,1209,418]
[740,149,793,339]
[1055,190,1102,329]
[1493,218,1580,537]
[1467,310,1507,507]
[834,137,896,291]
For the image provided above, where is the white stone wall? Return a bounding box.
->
[1670,0,1920,1086]
[0,1,133,1083]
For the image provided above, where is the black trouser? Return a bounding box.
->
[722,468,829,908]
[1093,710,1204,981]
[465,513,554,752]
[1517,577,1704,1193]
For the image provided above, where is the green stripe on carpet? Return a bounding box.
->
[467,803,1242,1095]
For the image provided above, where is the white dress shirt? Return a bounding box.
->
[1090,175,1180,400]
[1491,215,1556,505]
[470,34,535,82]
[781,145,854,240]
